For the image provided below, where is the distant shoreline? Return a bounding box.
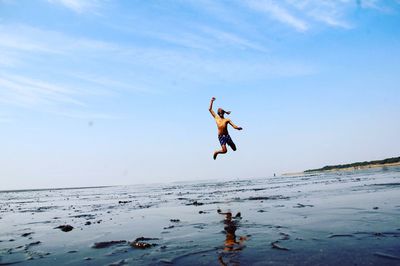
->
[302,156,400,174]
[282,156,400,176]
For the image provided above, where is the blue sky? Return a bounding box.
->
[1,0,399,190]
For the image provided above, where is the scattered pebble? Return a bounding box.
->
[271,241,289,251]
[118,201,132,204]
[130,237,159,249]
[187,201,204,206]
[55,225,74,232]
[21,232,34,237]
[293,203,314,208]
[24,241,41,250]
[328,234,354,238]
[92,240,127,249]
[163,225,174,229]
[248,195,289,201]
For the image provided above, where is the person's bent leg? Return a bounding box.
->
[230,142,237,151]
[214,145,227,160]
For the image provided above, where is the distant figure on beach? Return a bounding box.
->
[209,97,243,160]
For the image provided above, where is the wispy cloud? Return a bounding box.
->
[198,26,268,52]
[286,0,352,29]
[242,0,393,31]
[0,74,85,107]
[0,24,118,55]
[47,0,100,14]
[246,0,308,32]
[0,22,314,115]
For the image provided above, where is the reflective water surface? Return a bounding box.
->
[1,167,400,265]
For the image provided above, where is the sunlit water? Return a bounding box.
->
[1,167,400,265]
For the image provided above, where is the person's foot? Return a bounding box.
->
[213,152,218,160]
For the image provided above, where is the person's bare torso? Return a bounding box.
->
[215,116,230,136]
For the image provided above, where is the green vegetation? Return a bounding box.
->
[304,156,400,173]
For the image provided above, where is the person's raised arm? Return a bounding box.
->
[228,119,242,130]
[209,97,216,117]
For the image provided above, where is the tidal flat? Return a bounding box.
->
[1,167,400,265]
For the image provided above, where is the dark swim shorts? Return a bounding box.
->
[218,134,234,146]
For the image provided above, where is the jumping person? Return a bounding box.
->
[209,97,243,160]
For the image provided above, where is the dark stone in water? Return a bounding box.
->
[293,203,314,208]
[271,241,289,251]
[70,214,95,219]
[190,201,204,206]
[21,232,34,237]
[85,221,91,225]
[55,225,74,232]
[134,237,159,242]
[130,237,159,249]
[373,206,379,210]
[130,241,154,249]
[24,241,41,250]
[164,225,174,229]
[67,250,78,253]
[279,232,290,240]
[248,195,289,201]
[159,258,173,264]
[372,183,400,186]
[170,219,180,222]
[118,200,132,204]
[92,240,127,249]
[328,234,354,238]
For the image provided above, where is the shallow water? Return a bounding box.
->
[1,167,400,265]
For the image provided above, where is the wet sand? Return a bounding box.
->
[1,167,400,265]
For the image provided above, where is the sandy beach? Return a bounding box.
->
[1,167,399,265]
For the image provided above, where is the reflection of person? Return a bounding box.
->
[209,97,243,160]
[217,209,247,265]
